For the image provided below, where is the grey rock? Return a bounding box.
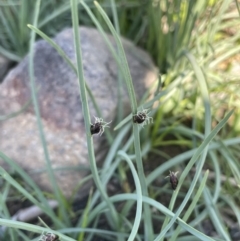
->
[0,27,157,197]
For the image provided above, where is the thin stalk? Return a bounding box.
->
[110,0,124,125]
[118,151,142,241]
[94,2,154,239]
[70,0,119,229]
[169,170,209,241]
[28,0,69,225]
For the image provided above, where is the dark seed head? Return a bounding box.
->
[133,112,147,124]
[90,117,111,136]
[45,233,59,241]
[90,123,102,135]
[166,171,179,190]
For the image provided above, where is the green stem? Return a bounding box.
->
[70,0,119,229]
[29,0,69,226]
[93,1,154,239]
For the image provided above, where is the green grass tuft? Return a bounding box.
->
[0,0,239,241]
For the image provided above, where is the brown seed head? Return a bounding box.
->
[44,233,60,241]
[166,171,179,190]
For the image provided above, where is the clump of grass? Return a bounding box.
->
[0,0,70,61]
[0,0,240,241]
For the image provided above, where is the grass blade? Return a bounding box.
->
[118,151,142,241]
[28,0,70,225]
[70,0,119,229]
[93,1,154,239]
[169,170,209,241]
